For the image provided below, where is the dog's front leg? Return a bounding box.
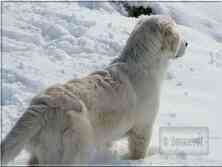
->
[128,124,153,160]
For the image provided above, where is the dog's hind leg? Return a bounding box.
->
[61,110,94,164]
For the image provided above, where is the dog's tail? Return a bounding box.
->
[1,104,47,165]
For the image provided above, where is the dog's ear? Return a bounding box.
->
[161,25,179,53]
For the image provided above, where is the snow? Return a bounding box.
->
[1,1,222,166]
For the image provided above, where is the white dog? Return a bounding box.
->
[1,15,187,165]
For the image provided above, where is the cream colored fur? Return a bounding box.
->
[1,15,187,165]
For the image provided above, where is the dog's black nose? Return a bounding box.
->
[185,42,188,47]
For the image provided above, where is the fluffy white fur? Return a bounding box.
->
[1,15,187,165]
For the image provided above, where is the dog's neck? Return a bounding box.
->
[111,44,169,101]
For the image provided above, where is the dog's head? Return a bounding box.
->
[134,15,188,60]
[159,16,188,59]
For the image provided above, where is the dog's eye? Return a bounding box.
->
[163,24,176,35]
[164,30,169,36]
[164,27,173,37]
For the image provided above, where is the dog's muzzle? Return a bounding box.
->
[175,40,188,58]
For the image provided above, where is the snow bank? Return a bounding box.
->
[1,1,222,166]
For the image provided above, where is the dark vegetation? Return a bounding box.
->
[123,3,153,17]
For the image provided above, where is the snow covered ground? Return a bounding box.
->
[1,1,222,166]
